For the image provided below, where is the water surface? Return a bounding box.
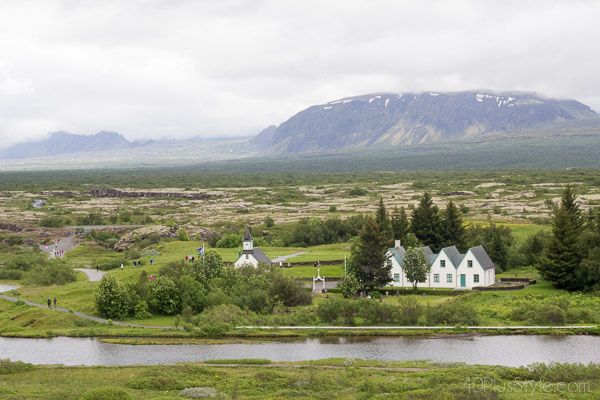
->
[1,335,599,367]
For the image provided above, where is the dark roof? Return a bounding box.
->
[388,246,406,266]
[441,246,462,268]
[470,245,495,270]
[252,247,271,264]
[422,246,434,256]
[243,227,253,241]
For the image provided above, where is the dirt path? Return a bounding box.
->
[74,268,106,282]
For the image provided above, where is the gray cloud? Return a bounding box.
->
[0,0,598,148]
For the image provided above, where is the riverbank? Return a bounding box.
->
[1,357,599,399]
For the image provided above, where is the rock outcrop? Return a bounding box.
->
[114,225,179,251]
[84,188,220,200]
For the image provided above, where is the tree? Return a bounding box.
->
[95,275,128,319]
[147,276,181,315]
[264,216,275,228]
[348,216,391,288]
[338,273,360,298]
[391,206,410,243]
[411,192,443,252]
[194,250,224,282]
[403,247,431,291]
[177,229,189,241]
[537,186,585,290]
[441,200,466,251]
[375,197,393,245]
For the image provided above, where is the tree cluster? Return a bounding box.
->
[537,187,600,291]
[94,250,312,320]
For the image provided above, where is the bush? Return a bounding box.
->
[95,275,129,319]
[348,187,368,196]
[147,276,181,315]
[426,298,481,326]
[0,359,35,374]
[216,233,242,248]
[39,215,65,228]
[79,387,133,400]
[26,261,77,286]
[178,229,190,241]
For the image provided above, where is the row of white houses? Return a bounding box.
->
[386,240,496,289]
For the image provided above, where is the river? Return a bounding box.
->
[2,335,600,367]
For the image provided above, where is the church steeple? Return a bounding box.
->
[242,227,253,253]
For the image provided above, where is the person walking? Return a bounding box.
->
[121,264,124,271]
[150,258,153,265]
[96,265,99,273]
[53,297,57,308]
[47,298,51,308]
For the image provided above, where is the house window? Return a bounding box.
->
[447,274,452,283]
[440,260,446,268]
[434,274,439,283]
[468,260,473,268]
[387,259,392,266]
[393,273,400,282]
[474,274,479,283]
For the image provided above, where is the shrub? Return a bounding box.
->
[0,359,35,374]
[39,215,65,228]
[216,233,242,248]
[79,387,133,400]
[348,187,368,196]
[178,229,190,241]
[134,300,151,319]
[338,273,360,298]
[26,261,77,286]
[95,275,129,319]
[147,276,181,315]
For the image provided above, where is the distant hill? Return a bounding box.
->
[0,131,145,159]
[252,91,598,153]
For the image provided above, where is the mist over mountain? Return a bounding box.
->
[252,91,598,154]
[0,131,148,160]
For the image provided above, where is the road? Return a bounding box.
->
[32,199,46,208]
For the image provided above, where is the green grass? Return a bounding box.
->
[2,358,600,399]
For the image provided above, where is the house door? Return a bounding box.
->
[460,274,466,288]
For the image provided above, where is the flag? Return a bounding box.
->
[198,244,205,256]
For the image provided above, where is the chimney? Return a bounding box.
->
[395,239,401,249]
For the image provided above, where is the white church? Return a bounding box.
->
[233,227,271,268]
[386,240,496,289]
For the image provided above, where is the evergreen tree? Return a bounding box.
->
[411,192,443,252]
[537,186,585,290]
[348,216,391,288]
[403,247,431,291]
[375,197,393,246]
[391,206,410,243]
[441,200,466,251]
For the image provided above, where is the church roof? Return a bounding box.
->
[252,247,272,264]
[243,227,253,241]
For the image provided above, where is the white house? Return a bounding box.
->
[233,227,271,268]
[386,240,495,289]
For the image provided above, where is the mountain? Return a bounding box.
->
[251,91,598,153]
[0,131,142,159]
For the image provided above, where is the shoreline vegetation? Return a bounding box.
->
[2,357,600,399]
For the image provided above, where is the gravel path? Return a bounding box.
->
[39,236,77,258]
[0,294,167,329]
[271,251,309,263]
[74,268,106,282]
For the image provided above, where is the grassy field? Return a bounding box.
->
[2,357,600,399]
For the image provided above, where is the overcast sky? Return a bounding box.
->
[0,0,599,148]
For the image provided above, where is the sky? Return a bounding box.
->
[0,0,599,148]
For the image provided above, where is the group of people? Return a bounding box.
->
[47,297,57,308]
[185,255,195,262]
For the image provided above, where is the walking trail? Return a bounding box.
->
[271,251,308,263]
[74,268,106,282]
[39,236,77,259]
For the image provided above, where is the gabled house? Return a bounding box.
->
[233,227,271,268]
[385,241,496,289]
